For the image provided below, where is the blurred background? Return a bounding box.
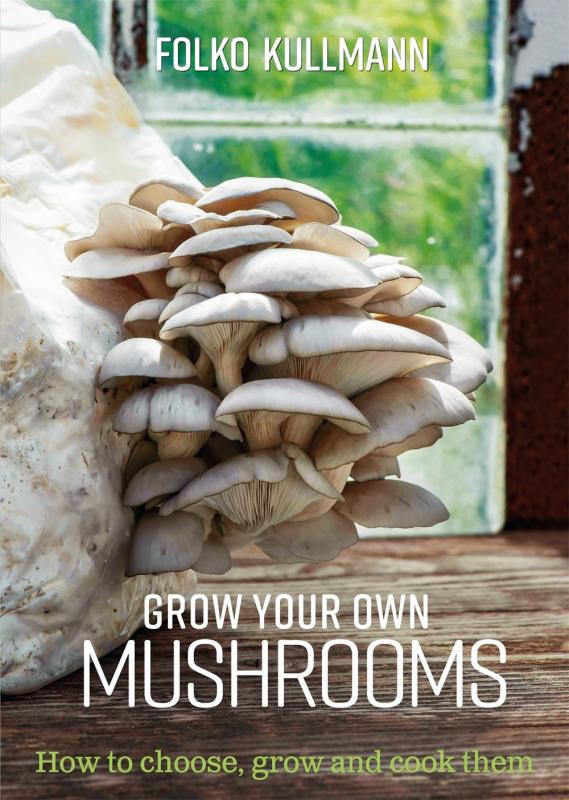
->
[30,0,508,536]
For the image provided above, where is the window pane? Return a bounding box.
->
[28,0,105,51]
[159,126,505,534]
[152,0,496,112]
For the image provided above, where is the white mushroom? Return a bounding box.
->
[192,534,232,574]
[123,299,169,338]
[126,511,206,576]
[195,176,339,224]
[159,443,342,539]
[98,338,197,388]
[249,316,450,398]
[160,292,286,395]
[336,479,449,529]
[129,176,205,214]
[124,457,207,507]
[113,383,241,459]
[166,266,222,287]
[350,454,401,482]
[258,509,358,563]
[290,222,370,261]
[364,284,446,316]
[220,248,378,299]
[158,202,289,233]
[65,203,183,261]
[380,315,493,393]
[332,223,379,249]
[215,378,371,449]
[312,376,475,470]
[342,263,423,308]
[169,225,292,266]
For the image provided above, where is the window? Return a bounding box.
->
[31,0,508,535]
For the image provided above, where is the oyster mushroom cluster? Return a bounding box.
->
[64,175,492,576]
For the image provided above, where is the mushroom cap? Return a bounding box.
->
[343,263,423,307]
[373,424,443,457]
[126,511,205,576]
[259,509,358,563]
[381,315,493,392]
[364,284,446,316]
[350,454,401,482]
[158,202,285,232]
[160,292,283,339]
[195,176,339,224]
[98,338,197,387]
[159,443,342,530]
[123,299,169,336]
[290,222,369,261]
[124,457,207,506]
[169,225,291,265]
[216,378,371,435]
[64,248,171,280]
[174,281,224,299]
[113,383,240,438]
[65,203,183,261]
[129,175,204,214]
[158,293,207,324]
[220,249,378,298]
[337,479,449,529]
[166,266,221,287]
[312,376,474,469]
[332,223,379,249]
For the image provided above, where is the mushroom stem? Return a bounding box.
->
[216,355,247,397]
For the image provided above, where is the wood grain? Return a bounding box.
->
[2,531,568,799]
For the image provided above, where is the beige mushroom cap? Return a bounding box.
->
[249,315,450,398]
[342,263,423,308]
[337,479,449,529]
[126,511,205,576]
[364,284,446,316]
[258,509,358,563]
[166,266,221,288]
[216,378,371,449]
[196,176,339,224]
[65,203,183,261]
[332,223,379,249]
[192,534,232,574]
[124,457,207,507]
[98,338,197,387]
[159,443,342,537]
[220,248,378,298]
[169,225,291,266]
[158,202,287,233]
[381,315,493,393]
[129,175,205,214]
[290,222,370,261]
[312,376,474,470]
[123,299,169,337]
[64,248,171,280]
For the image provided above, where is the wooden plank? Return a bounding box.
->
[2,531,568,799]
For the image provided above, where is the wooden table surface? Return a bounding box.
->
[2,530,568,799]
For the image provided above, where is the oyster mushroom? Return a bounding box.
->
[169,225,291,266]
[332,223,379,248]
[129,175,205,214]
[337,479,449,529]
[215,378,371,449]
[160,292,288,396]
[312,376,475,470]
[258,509,358,563]
[123,299,169,338]
[166,266,222,288]
[364,284,446,316]
[113,383,241,459]
[126,511,206,576]
[159,443,343,539]
[220,248,378,299]
[158,202,290,233]
[249,316,450,398]
[98,338,198,387]
[195,176,339,224]
[124,457,207,508]
[290,222,370,261]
